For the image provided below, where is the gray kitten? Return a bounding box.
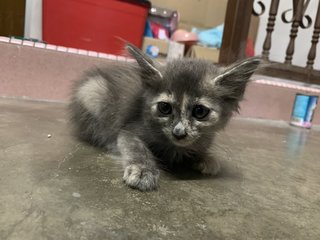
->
[69,43,260,191]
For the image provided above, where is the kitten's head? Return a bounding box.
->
[127,44,260,147]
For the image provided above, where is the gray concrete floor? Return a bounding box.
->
[1,98,320,240]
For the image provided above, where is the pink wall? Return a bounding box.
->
[239,83,320,124]
[0,39,319,124]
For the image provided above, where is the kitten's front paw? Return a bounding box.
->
[123,164,160,191]
[195,159,221,176]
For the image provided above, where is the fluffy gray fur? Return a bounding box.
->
[69,43,260,191]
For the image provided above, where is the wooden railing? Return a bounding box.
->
[219,0,320,85]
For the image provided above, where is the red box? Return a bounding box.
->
[43,0,150,55]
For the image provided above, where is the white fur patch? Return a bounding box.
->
[148,62,163,79]
[212,70,231,83]
[123,164,142,185]
[181,94,189,117]
[76,76,107,116]
[152,92,174,104]
[197,97,214,108]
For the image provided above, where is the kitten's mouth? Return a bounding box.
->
[171,137,194,147]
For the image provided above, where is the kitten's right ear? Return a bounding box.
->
[213,57,261,100]
[126,43,163,80]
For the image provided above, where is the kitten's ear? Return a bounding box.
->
[126,43,163,80]
[213,57,261,100]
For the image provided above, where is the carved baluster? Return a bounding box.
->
[262,0,280,60]
[306,0,320,69]
[285,0,304,64]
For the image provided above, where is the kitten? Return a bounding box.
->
[69,43,260,191]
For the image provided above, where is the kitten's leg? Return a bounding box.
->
[117,131,160,191]
[194,155,221,176]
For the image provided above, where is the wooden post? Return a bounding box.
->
[284,0,304,64]
[219,0,254,64]
[262,0,280,60]
[0,0,25,37]
[306,0,320,70]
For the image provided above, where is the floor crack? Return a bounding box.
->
[57,143,82,170]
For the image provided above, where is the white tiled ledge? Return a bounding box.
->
[252,74,320,94]
[253,79,320,94]
[0,36,134,62]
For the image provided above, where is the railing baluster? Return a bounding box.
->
[306,0,320,70]
[285,0,304,64]
[262,0,280,60]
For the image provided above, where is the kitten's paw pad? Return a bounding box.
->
[196,160,221,176]
[123,164,160,191]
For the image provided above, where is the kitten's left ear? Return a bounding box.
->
[213,57,261,100]
[126,43,163,79]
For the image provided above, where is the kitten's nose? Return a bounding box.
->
[172,122,187,140]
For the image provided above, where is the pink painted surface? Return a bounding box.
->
[239,83,320,124]
[0,41,113,101]
[0,40,319,124]
[240,83,292,121]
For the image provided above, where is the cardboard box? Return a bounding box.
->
[186,45,220,62]
[167,41,185,60]
[150,0,228,29]
[142,36,219,62]
[142,37,169,56]
[142,37,185,62]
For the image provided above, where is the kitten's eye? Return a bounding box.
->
[192,105,210,120]
[158,102,172,115]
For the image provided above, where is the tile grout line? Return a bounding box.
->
[0,36,135,63]
[253,79,320,94]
